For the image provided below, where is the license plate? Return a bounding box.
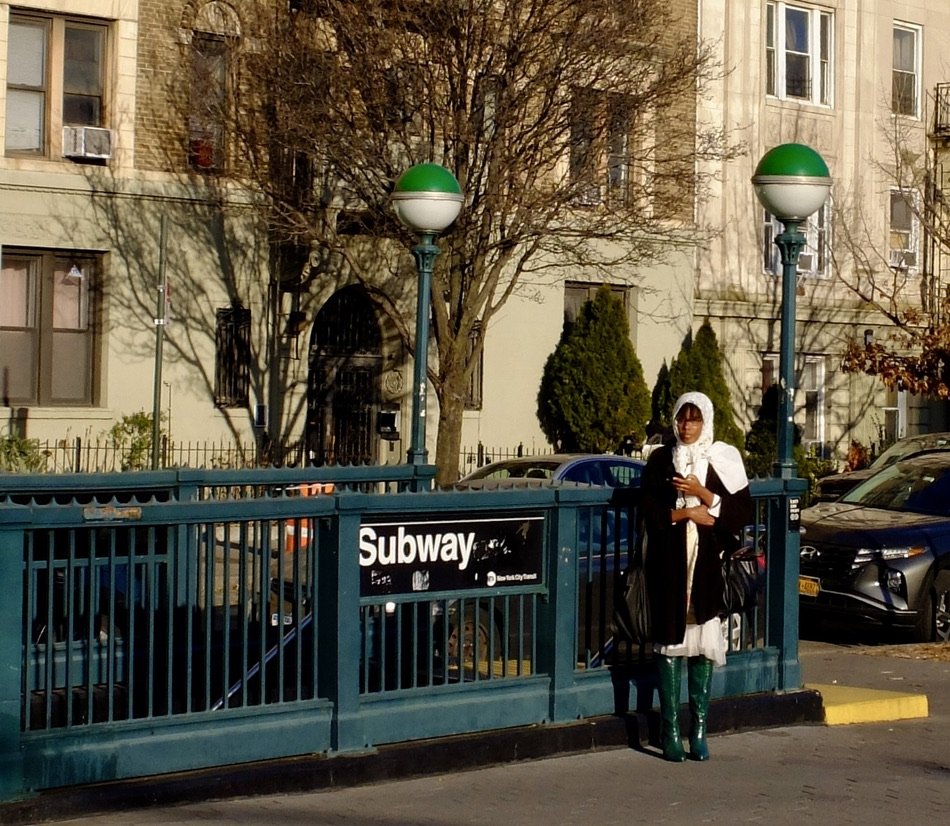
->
[798,576,821,597]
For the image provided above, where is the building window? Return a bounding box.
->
[801,356,825,449]
[888,189,919,271]
[764,354,824,450]
[880,388,907,446]
[569,92,601,205]
[464,323,484,411]
[892,23,921,118]
[761,354,779,397]
[186,2,242,171]
[762,205,830,278]
[189,33,231,171]
[605,95,632,205]
[766,2,832,106]
[214,305,251,407]
[568,90,638,206]
[564,281,638,339]
[5,12,108,157]
[0,250,99,406]
[474,75,500,137]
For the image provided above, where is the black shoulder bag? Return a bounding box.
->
[613,540,651,644]
[720,546,760,616]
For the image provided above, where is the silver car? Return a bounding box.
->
[800,452,950,642]
[814,432,950,502]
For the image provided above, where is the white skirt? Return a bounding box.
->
[654,617,727,667]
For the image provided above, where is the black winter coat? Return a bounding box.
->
[640,443,752,645]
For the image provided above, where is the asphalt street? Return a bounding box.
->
[29,637,950,826]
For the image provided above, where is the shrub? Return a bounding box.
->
[537,286,650,452]
[0,435,48,472]
[107,412,163,471]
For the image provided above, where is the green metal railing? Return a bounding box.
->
[0,467,805,802]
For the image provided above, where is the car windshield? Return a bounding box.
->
[465,461,561,481]
[840,459,950,515]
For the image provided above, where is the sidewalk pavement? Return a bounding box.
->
[7,639,949,825]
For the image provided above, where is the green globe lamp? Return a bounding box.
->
[391,164,463,468]
[752,144,831,478]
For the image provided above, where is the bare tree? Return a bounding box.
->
[834,101,950,399]
[224,0,730,483]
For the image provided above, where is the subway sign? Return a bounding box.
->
[359,513,545,596]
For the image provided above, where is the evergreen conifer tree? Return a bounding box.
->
[745,383,804,477]
[693,322,743,446]
[537,287,650,452]
[649,360,674,437]
[663,320,743,446]
[668,330,696,401]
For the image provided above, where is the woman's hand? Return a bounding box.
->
[673,473,704,498]
[673,474,714,507]
[670,504,716,526]
[688,505,716,527]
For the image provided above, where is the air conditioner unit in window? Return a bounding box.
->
[63,126,113,160]
[796,253,814,273]
[889,248,917,269]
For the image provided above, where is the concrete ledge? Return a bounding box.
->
[807,683,929,725]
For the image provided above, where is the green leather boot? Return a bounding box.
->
[655,654,686,762]
[687,656,714,761]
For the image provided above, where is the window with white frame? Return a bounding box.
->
[880,387,907,446]
[0,249,100,406]
[761,354,779,396]
[5,12,109,158]
[762,205,830,277]
[761,353,825,450]
[888,189,919,271]
[605,96,632,205]
[801,356,825,449]
[892,23,921,118]
[765,2,833,106]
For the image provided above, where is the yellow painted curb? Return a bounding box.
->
[806,683,929,726]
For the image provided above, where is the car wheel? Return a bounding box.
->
[933,573,950,643]
[913,571,950,643]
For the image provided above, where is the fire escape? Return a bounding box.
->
[927,83,950,324]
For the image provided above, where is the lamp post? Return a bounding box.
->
[752,143,831,478]
[391,163,463,466]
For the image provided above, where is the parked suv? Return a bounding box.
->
[800,452,950,642]
[814,432,950,502]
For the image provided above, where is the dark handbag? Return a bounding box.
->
[721,547,760,616]
[613,548,651,644]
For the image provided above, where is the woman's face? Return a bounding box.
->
[675,407,704,445]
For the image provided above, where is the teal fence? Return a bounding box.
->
[0,467,805,802]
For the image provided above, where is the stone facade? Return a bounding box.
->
[5,1,941,471]
[696,0,950,459]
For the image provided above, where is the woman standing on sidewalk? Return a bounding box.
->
[640,391,751,761]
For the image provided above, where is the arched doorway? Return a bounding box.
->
[306,285,383,465]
